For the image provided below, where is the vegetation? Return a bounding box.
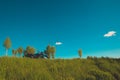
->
[25,46,36,54]
[17,47,23,57]
[44,45,56,59]
[78,49,82,58]
[2,37,56,59]
[1,37,120,80]
[3,37,11,56]
[50,46,56,59]
[44,45,51,59]
[0,57,120,80]
[12,49,18,57]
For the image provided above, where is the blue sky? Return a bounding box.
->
[0,0,120,58]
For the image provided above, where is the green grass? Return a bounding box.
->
[0,57,120,80]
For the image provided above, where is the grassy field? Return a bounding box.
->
[0,57,120,80]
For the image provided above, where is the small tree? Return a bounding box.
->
[45,45,56,59]
[30,47,35,54]
[12,49,18,57]
[26,46,31,54]
[45,45,51,59]
[17,47,23,57]
[3,37,11,56]
[12,49,15,57]
[14,50,18,56]
[51,46,56,59]
[26,46,35,54]
[78,49,82,58]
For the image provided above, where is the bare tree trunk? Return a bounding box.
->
[6,49,8,56]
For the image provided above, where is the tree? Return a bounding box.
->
[50,46,56,59]
[14,50,18,56]
[12,49,15,57]
[44,45,56,59]
[26,46,35,54]
[30,47,35,54]
[78,49,82,58]
[45,45,51,59]
[17,47,23,57]
[26,46,31,54]
[12,49,18,57]
[3,37,11,56]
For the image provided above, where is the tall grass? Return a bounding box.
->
[0,57,120,80]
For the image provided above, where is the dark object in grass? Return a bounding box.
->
[23,51,48,59]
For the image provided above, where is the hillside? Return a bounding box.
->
[0,57,120,80]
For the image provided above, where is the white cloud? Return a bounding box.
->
[55,42,62,45]
[104,31,116,37]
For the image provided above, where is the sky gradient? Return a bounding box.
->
[0,0,120,58]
